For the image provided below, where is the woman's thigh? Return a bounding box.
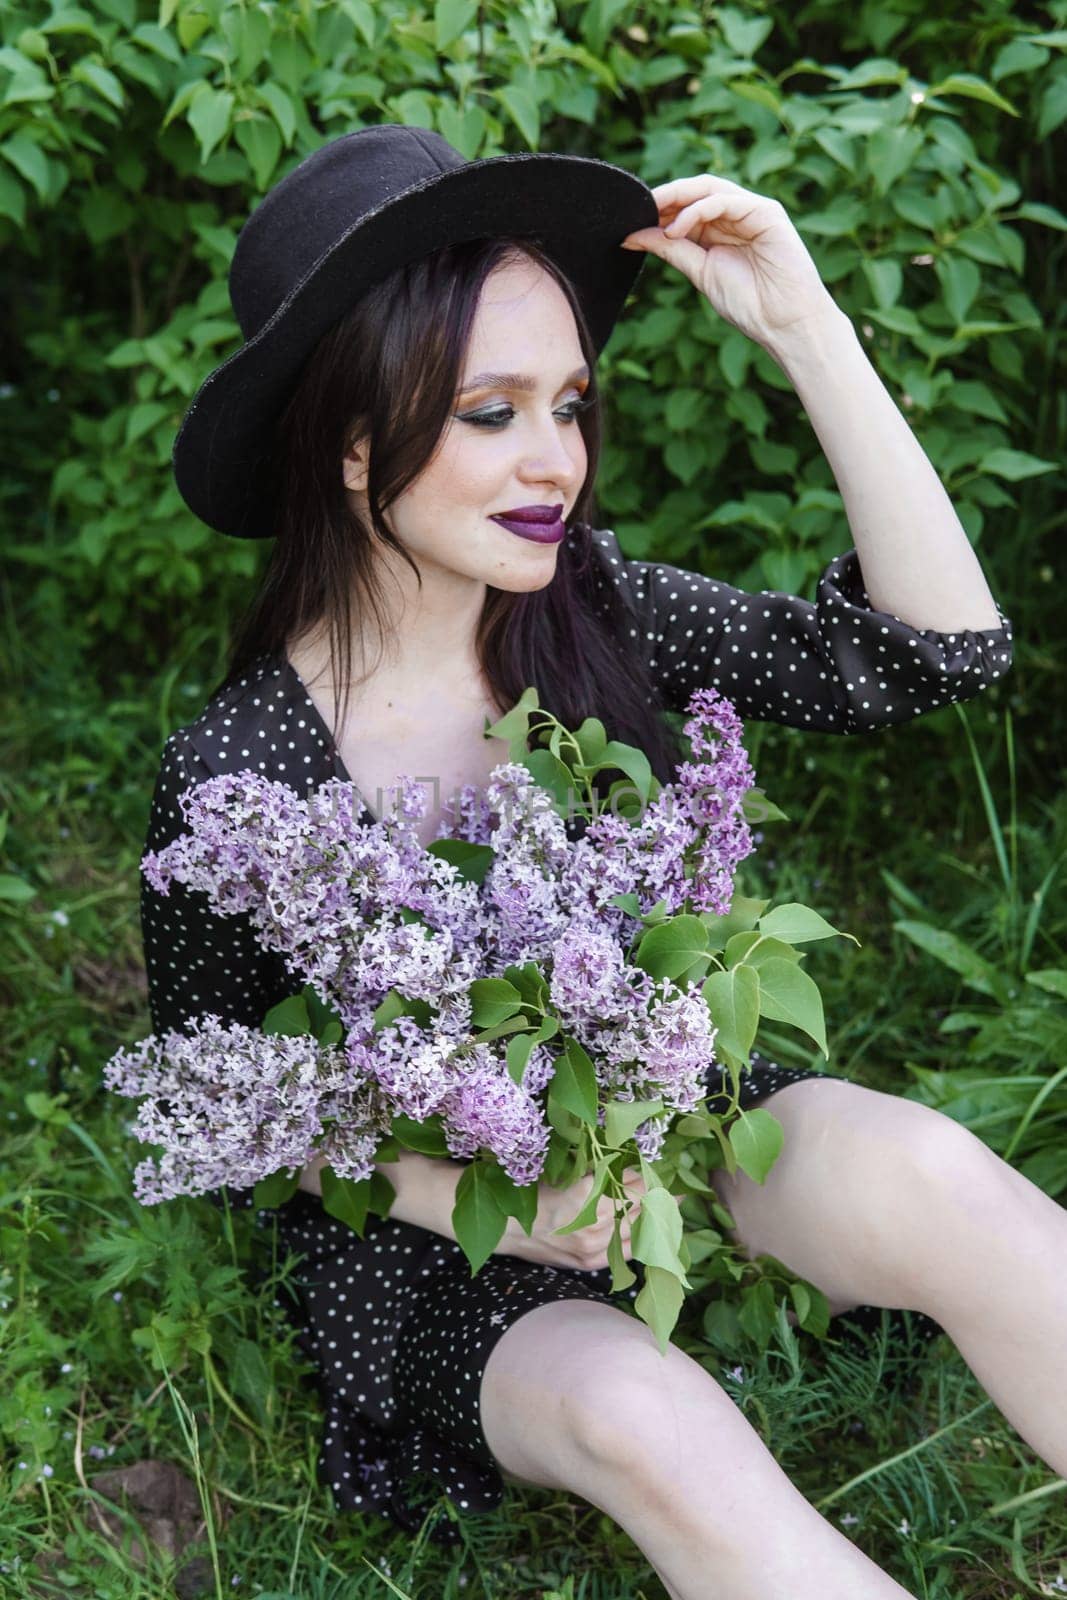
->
[711,1074,983,1312]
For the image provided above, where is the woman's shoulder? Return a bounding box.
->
[158,652,336,793]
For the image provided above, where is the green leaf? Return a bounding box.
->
[699,895,768,954]
[980,448,1057,481]
[551,1160,611,1234]
[865,305,924,338]
[1025,969,1067,999]
[495,85,539,149]
[320,1167,373,1237]
[548,1037,598,1125]
[0,873,35,902]
[631,1186,689,1277]
[262,993,311,1036]
[252,1167,300,1208]
[718,8,773,56]
[862,257,902,310]
[757,902,854,946]
[866,126,923,195]
[468,976,523,1027]
[633,1261,685,1355]
[434,0,477,50]
[754,958,828,1056]
[926,74,1019,117]
[0,169,26,226]
[483,1161,538,1234]
[935,255,981,324]
[188,87,234,164]
[452,1162,508,1275]
[730,80,781,116]
[606,1221,637,1291]
[634,915,709,984]
[125,401,169,446]
[589,739,653,806]
[702,965,760,1065]
[425,837,494,885]
[794,1281,830,1338]
[504,1031,535,1088]
[892,919,1006,997]
[235,114,281,189]
[389,1112,450,1157]
[254,81,296,146]
[737,1278,778,1344]
[71,58,125,110]
[604,1097,665,1150]
[435,99,486,160]
[814,128,855,172]
[947,380,1009,423]
[729,1108,783,1183]
[229,1338,271,1425]
[1015,202,1067,231]
[0,132,49,201]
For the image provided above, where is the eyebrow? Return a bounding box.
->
[458,364,590,395]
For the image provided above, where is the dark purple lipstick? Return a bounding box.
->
[488,503,566,544]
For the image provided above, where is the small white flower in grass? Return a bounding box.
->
[41,1464,53,1478]
[897,1517,910,1536]
[727,1365,745,1383]
[840,1512,860,1527]
[50,909,69,927]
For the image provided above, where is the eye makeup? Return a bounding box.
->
[456,393,595,429]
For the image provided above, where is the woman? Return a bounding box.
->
[143,126,1064,1597]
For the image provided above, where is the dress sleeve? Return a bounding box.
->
[140,729,292,1038]
[589,528,1014,733]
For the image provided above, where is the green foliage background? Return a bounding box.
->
[2,1,1066,1595]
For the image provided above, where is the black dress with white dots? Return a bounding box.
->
[139,525,1014,1542]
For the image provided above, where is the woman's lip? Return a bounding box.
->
[489,514,566,544]
[493,504,564,523]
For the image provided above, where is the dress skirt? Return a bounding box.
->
[264,1051,838,1545]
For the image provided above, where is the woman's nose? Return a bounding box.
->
[518,416,583,485]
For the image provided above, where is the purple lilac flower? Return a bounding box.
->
[120,686,758,1202]
[104,1017,390,1199]
[438,1046,551,1186]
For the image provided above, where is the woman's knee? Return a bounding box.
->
[710,1078,1000,1307]
[480,1297,734,1488]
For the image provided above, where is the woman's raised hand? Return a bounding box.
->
[621,173,837,350]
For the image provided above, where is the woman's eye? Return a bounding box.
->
[458,395,594,429]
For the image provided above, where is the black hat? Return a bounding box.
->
[171,123,658,539]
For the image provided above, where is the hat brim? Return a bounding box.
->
[171,151,659,539]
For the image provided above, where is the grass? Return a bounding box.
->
[2,611,1066,1599]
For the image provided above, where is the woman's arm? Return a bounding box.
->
[298,1146,464,1245]
[621,173,1006,634]
[764,304,1001,633]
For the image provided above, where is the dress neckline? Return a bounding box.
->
[274,652,387,826]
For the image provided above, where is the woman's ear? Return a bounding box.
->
[342,435,369,495]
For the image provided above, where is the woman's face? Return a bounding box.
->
[344,255,590,594]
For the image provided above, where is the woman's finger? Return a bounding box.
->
[649,173,749,208]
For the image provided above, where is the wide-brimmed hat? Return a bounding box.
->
[170,123,658,539]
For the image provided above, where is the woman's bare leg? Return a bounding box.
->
[480,1298,915,1600]
[712,1077,1067,1477]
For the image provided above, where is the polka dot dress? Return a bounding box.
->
[139,525,1013,1543]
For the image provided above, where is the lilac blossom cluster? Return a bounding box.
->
[104,1016,393,1201]
[121,687,754,1190]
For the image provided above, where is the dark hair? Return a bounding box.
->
[220,235,687,795]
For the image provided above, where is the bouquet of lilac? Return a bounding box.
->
[107,686,853,1351]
